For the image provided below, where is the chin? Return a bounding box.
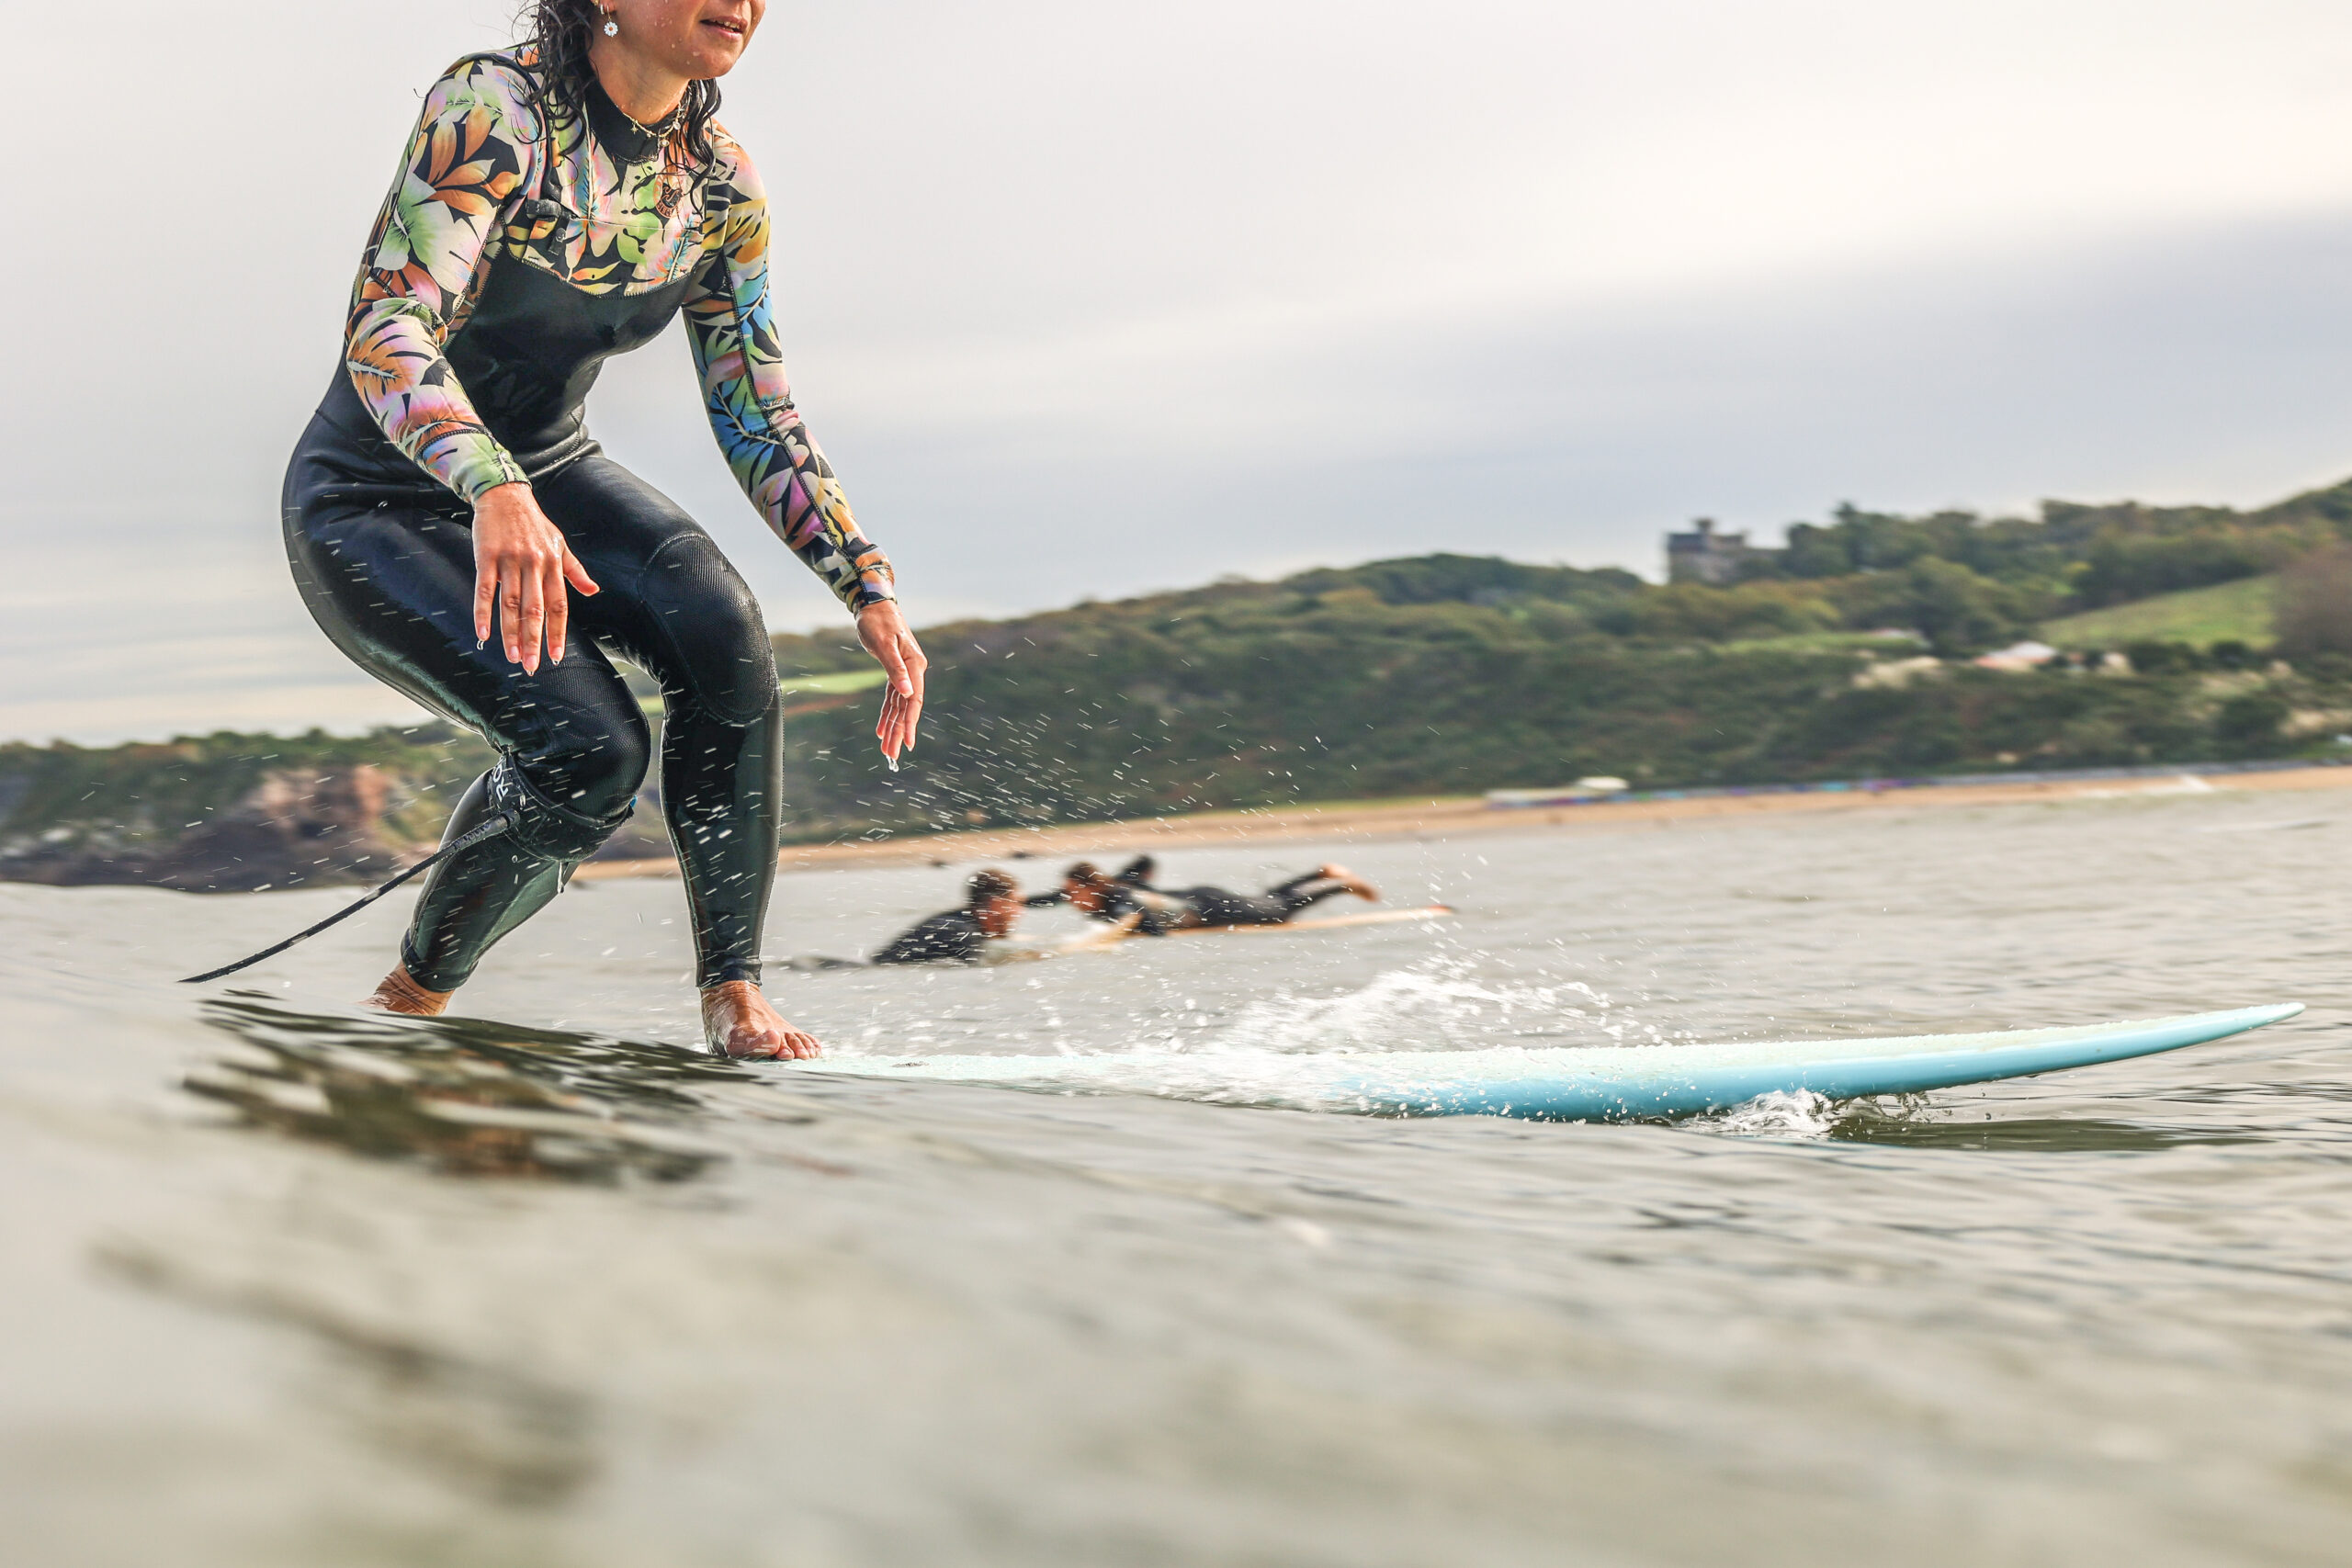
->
[685,31,751,76]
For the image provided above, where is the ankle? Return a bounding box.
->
[368,964,453,1016]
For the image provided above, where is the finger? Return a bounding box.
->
[517,559,547,674]
[874,629,912,696]
[888,689,916,755]
[561,542,600,596]
[544,555,571,666]
[502,570,525,665]
[474,558,498,647]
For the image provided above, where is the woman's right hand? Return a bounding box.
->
[471,482,598,673]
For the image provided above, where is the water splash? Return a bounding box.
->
[1688,1089,1845,1140]
[1690,1089,1938,1142]
[1202,961,1622,1056]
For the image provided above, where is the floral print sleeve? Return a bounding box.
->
[683,141,896,611]
[345,60,540,502]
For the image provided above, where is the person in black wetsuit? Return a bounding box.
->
[280,3,924,1059]
[873,871,1025,964]
[1028,862,1182,934]
[1156,862,1380,927]
[1053,858,1380,931]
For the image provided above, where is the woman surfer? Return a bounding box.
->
[283,0,922,1058]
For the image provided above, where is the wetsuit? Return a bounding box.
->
[872,909,993,965]
[1025,884,1180,935]
[284,51,893,993]
[1153,872,1356,928]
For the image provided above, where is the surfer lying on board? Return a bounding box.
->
[1037,859,1381,931]
[248,1,926,1061]
[872,871,1027,964]
[1026,862,1182,934]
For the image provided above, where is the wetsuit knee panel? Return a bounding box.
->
[491,757,636,861]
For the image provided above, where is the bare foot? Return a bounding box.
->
[367,965,452,1016]
[1316,863,1381,902]
[702,981,822,1060]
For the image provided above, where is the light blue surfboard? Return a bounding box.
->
[803,1004,2302,1121]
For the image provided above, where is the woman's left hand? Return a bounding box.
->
[856,600,927,762]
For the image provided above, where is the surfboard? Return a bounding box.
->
[1168,903,1455,935]
[801,1004,2301,1121]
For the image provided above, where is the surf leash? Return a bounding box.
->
[180,811,519,984]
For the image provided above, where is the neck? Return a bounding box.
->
[587,39,690,127]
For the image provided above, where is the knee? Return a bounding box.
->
[545,720,651,821]
[505,719,650,859]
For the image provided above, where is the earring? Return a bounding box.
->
[603,12,618,35]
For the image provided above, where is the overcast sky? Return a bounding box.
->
[7,0,2352,741]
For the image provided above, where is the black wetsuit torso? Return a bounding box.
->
[873,910,991,964]
[285,53,892,995]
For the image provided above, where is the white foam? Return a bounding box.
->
[1202,963,1617,1057]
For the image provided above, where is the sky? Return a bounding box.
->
[7,0,2352,741]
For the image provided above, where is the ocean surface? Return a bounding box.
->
[5,787,2350,1566]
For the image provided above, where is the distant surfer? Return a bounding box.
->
[872,871,1026,964]
[1028,862,1183,934]
[1039,858,1380,931]
[277,2,922,1058]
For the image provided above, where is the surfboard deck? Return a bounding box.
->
[798,1004,2302,1121]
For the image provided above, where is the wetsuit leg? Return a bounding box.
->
[1266,871,1352,918]
[285,440,651,991]
[534,457,783,988]
[285,430,780,992]
[1170,874,1351,927]
[1170,886,1290,926]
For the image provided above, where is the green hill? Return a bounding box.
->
[20,461,2352,883]
[766,557,2346,843]
[2040,575,2278,650]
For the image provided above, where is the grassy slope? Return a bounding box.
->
[2040,575,2277,649]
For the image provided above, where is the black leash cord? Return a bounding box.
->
[180,812,518,985]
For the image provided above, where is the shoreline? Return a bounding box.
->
[571,761,2352,882]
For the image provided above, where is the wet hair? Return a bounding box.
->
[966,868,1017,908]
[1063,862,1107,889]
[1113,855,1157,886]
[518,0,723,170]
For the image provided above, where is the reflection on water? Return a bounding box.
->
[97,1235,602,1506]
[189,998,741,1183]
[1829,1112,2257,1152]
[4,792,2351,1565]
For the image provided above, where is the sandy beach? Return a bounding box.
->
[571,761,2352,882]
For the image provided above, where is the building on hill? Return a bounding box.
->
[1666,518,1779,584]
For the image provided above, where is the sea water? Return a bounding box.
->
[4,790,2350,1565]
